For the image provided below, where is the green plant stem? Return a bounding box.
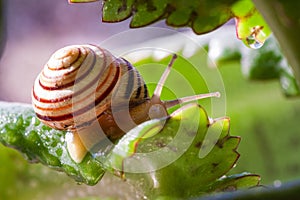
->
[252,0,300,85]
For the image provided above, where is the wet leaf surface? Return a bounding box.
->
[0,102,105,185]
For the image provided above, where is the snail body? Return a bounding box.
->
[32,44,219,163]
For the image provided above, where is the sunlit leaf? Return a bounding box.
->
[232,0,271,49]
[106,103,259,199]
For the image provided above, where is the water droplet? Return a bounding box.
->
[245,35,264,49]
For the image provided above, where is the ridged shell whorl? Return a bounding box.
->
[32,44,149,131]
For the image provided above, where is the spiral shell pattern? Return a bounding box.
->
[32,44,149,131]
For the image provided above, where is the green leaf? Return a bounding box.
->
[102,0,235,33]
[232,0,271,48]
[0,102,105,185]
[102,0,135,22]
[101,0,270,38]
[105,103,259,199]
[130,0,168,27]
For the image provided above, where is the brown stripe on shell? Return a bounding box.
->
[40,66,79,85]
[35,63,120,129]
[38,48,96,91]
[143,83,149,98]
[135,73,142,99]
[33,62,115,111]
[32,46,108,103]
[33,46,106,109]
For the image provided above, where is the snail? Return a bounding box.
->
[32,44,220,163]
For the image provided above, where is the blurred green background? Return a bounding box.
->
[1,0,300,199]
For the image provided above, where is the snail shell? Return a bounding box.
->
[32,44,149,133]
